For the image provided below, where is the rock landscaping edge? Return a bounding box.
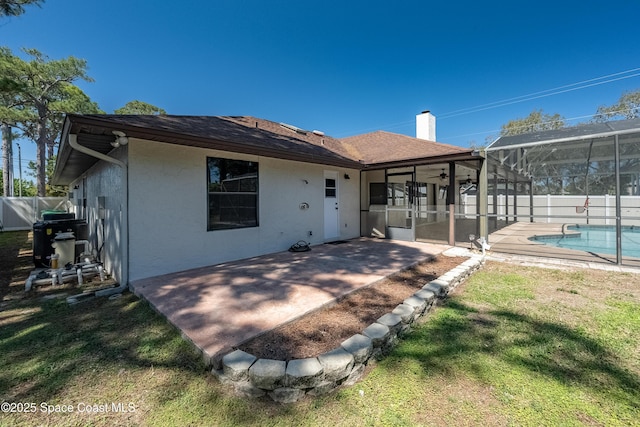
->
[211,254,485,403]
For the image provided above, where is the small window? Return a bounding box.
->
[207,157,258,230]
[325,178,336,198]
[369,183,386,205]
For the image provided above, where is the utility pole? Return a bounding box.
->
[17,143,22,197]
[2,123,13,196]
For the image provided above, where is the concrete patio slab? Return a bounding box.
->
[130,237,448,366]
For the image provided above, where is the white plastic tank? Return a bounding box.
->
[51,231,76,267]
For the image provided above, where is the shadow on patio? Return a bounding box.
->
[130,238,448,365]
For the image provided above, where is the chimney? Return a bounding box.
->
[416,110,436,141]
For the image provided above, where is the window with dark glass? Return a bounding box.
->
[207,158,258,230]
[325,178,336,197]
[369,183,386,205]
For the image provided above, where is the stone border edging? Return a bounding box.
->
[211,255,484,403]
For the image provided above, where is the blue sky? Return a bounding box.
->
[2,0,640,175]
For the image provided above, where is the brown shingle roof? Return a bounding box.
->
[223,116,359,161]
[68,114,358,165]
[340,130,472,165]
[54,114,364,184]
[54,114,475,185]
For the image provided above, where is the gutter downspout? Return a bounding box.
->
[68,134,129,295]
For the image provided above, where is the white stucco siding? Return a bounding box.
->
[257,156,325,252]
[336,170,360,240]
[128,139,211,281]
[360,169,386,237]
[68,147,125,283]
[253,161,359,251]
[127,139,360,281]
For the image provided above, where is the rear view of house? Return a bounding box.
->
[52,113,478,286]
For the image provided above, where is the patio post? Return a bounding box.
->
[512,168,518,223]
[529,178,534,223]
[505,172,509,225]
[493,166,499,231]
[478,154,488,241]
[448,161,455,246]
[615,134,622,265]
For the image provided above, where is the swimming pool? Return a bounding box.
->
[530,225,640,259]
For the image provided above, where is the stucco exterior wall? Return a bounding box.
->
[360,169,386,238]
[68,147,126,284]
[127,139,360,282]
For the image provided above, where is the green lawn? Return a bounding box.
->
[1,231,639,426]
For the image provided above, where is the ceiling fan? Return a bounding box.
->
[425,168,449,181]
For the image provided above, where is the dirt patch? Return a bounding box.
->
[237,256,466,360]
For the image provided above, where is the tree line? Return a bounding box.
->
[2,1,639,198]
[493,91,640,197]
[497,89,640,138]
[0,1,165,197]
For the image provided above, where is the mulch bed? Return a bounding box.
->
[237,256,465,360]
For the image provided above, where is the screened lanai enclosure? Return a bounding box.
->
[484,118,640,267]
[360,156,483,247]
[358,118,640,267]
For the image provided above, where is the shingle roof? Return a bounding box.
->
[53,114,363,184]
[69,114,359,164]
[340,130,472,165]
[224,116,360,162]
[54,114,475,185]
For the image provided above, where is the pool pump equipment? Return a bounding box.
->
[25,229,106,291]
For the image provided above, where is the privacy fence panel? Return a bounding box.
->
[462,195,640,226]
[0,197,68,231]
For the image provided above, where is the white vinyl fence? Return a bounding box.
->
[460,194,640,226]
[0,197,69,231]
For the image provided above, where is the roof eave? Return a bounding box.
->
[53,115,363,185]
[51,116,73,185]
[361,150,477,170]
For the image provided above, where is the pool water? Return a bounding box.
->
[531,225,640,259]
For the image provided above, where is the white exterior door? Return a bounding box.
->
[323,170,339,240]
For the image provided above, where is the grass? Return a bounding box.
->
[0,230,639,426]
[0,231,33,302]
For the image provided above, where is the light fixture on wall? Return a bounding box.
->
[344,173,350,180]
[111,130,129,148]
